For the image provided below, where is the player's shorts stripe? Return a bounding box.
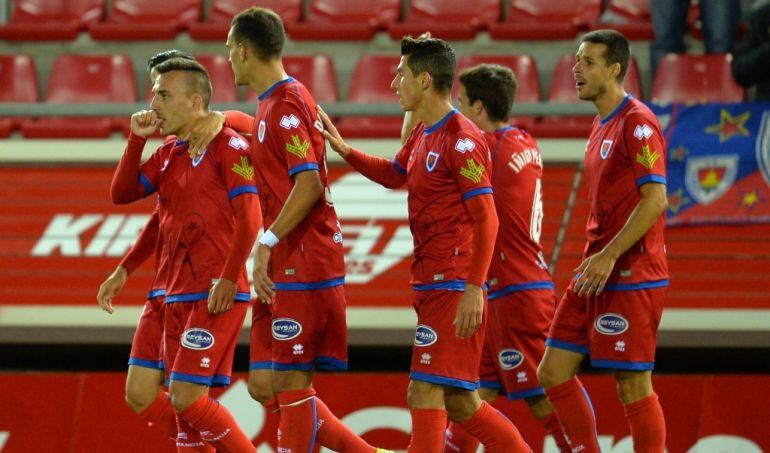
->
[636,174,667,186]
[462,186,494,201]
[412,280,467,291]
[316,356,348,371]
[165,291,251,303]
[249,361,273,370]
[488,280,555,300]
[479,379,502,390]
[591,359,655,371]
[410,371,477,391]
[392,158,407,175]
[228,184,258,200]
[272,361,315,371]
[288,162,319,177]
[273,277,345,291]
[147,289,166,299]
[138,172,155,195]
[546,338,590,355]
[604,279,669,291]
[128,357,164,370]
[169,372,231,387]
[507,387,546,400]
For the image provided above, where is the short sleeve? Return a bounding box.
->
[446,131,494,201]
[218,133,259,201]
[270,100,320,177]
[623,112,667,187]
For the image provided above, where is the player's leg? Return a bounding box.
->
[406,379,448,453]
[616,370,665,453]
[523,395,570,453]
[248,301,279,416]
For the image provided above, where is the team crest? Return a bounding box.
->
[426,151,440,172]
[600,139,613,160]
[258,120,266,143]
[685,155,739,205]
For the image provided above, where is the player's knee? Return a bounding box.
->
[477,387,498,403]
[125,381,158,413]
[407,380,443,408]
[247,378,274,404]
[615,371,652,404]
[524,394,553,419]
[168,382,205,412]
[444,389,480,423]
[536,361,563,388]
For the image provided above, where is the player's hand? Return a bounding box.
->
[130,110,159,138]
[97,266,128,314]
[184,111,226,158]
[208,278,237,314]
[252,244,275,304]
[316,106,351,158]
[453,284,484,338]
[573,249,618,297]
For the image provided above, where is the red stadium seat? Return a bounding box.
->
[652,54,744,104]
[89,0,200,41]
[335,55,402,138]
[289,0,400,41]
[245,55,339,103]
[194,55,238,103]
[0,55,39,137]
[21,55,136,138]
[489,0,601,40]
[0,0,103,41]
[590,0,654,40]
[388,0,500,41]
[188,0,301,41]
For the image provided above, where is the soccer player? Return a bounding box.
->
[537,30,669,453]
[111,58,260,452]
[318,37,530,452]
[226,8,388,453]
[435,64,570,452]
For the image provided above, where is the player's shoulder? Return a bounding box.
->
[448,111,486,145]
[505,126,538,148]
[623,97,659,124]
[213,127,250,155]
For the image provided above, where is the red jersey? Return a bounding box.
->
[395,110,494,287]
[139,128,258,301]
[583,95,668,288]
[252,77,345,288]
[484,126,553,299]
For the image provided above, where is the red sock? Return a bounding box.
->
[315,397,376,452]
[459,401,530,453]
[407,408,447,453]
[541,411,571,453]
[545,378,600,453]
[180,395,256,452]
[175,415,215,452]
[263,398,280,414]
[624,393,666,453]
[444,421,479,452]
[138,391,177,441]
[277,388,319,452]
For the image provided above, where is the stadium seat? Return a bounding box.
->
[489,0,601,40]
[589,0,654,40]
[0,0,103,41]
[245,55,339,103]
[652,54,744,104]
[21,55,136,138]
[89,0,200,41]
[195,55,238,103]
[0,55,39,138]
[335,55,402,138]
[289,0,400,41]
[453,54,541,130]
[188,0,301,41]
[388,0,500,41]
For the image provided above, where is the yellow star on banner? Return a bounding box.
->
[231,156,254,181]
[667,188,690,214]
[285,135,309,158]
[742,191,759,208]
[636,144,660,170]
[705,109,750,143]
[669,146,688,162]
[459,158,485,183]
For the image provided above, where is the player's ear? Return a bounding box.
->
[420,72,432,91]
[473,99,484,116]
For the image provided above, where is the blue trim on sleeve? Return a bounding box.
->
[272,361,315,372]
[479,379,502,390]
[273,277,345,291]
[410,371,478,391]
[128,358,164,370]
[592,359,655,371]
[604,279,669,291]
[169,372,231,387]
[289,162,319,177]
[546,338,590,355]
[228,185,258,200]
[636,174,667,186]
[147,289,166,299]
[424,109,457,135]
[600,94,631,125]
[507,387,546,401]
[258,76,295,101]
[316,356,348,371]
[249,361,273,370]
[462,186,493,201]
[139,172,155,195]
[392,158,407,175]
[412,280,467,291]
[488,280,555,300]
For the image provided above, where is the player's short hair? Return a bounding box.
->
[459,64,517,122]
[147,49,194,73]
[581,29,630,81]
[400,36,456,94]
[154,58,212,108]
[231,7,285,61]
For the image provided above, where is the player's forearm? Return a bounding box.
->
[221,194,261,281]
[602,185,668,260]
[223,110,255,135]
[267,170,323,239]
[464,194,499,287]
[346,148,406,189]
[119,209,159,275]
[111,133,148,204]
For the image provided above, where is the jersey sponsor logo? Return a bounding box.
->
[181,328,215,350]
[600,139,613,160]
[498,349,525,370]
[272,318,302,340]
[258,120,266,143]
[191,148,207,167]
[426,151,440,172]
[633,124,654,140]
[285,135,310,159]
[685,154,738,205]
[594,313,629,335]
[279,114,300,130]
[231,156,255,181]
[414,324,438,347]
[636,144,661,170]
[459,158,485,183]
[454,138,475,153]
[228,136,248,151]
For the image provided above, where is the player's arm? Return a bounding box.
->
[184,111,256,157]
[111,110,162,204]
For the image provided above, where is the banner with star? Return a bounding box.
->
[652,102,770,225]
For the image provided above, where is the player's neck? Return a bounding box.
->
[177,112,208,142]
[250,61,289,98]
[485,120,510,133]
[593,85,628,119]
[415,95,454,129]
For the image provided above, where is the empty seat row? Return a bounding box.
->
[0,0,655,42]
[0,52,744,138]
